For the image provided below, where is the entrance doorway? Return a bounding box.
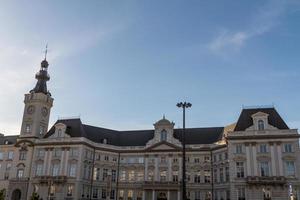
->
[11,189,21,200]
[157,192,167,200]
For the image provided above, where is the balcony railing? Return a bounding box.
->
[36,175,67,184]
[246,176,286,185]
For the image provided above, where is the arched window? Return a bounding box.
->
[160,130,167,141]
[258,120,265,130]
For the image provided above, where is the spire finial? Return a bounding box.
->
[44,43,48,60]
[163,114,165,119]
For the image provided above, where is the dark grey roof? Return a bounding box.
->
[234,107,289,131]
[45,119,224,146]
[0,135,18,145]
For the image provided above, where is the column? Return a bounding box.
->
[245,143,251,176]
[167,190,170,200]
[154,156,159,181]
[178,157,182,181]
[177,191,180,200]
[63,148,70,175]
[144,156,148,181]
[252,143,258,176]
[269,142,276,176]
[168,155,172,181]
[43,148,49,175]
[152,190,155,200]
[276,142,283,176]
[142,190,146,200]
[46,148,53,175]
[60,148,65,175]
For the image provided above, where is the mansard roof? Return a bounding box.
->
[234,107,289,131]
[45,119,224,146]
[0,135,18,145]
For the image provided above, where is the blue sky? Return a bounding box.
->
[1,0,300,134]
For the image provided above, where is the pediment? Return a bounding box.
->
[251,111,269,118]
[146,141,181,151]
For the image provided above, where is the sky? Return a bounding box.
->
[0,0,300,135]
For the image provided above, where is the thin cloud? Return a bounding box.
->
[208,0,289,54]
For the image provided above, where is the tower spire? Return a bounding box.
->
[44,44,48,60]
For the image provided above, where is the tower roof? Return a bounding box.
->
[30,59,51,95]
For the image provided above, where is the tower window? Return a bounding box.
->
[258,120,265,130]
[39,126,45,135]
[160,130,167,141]
[25,124,31,133]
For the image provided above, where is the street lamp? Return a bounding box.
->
[177,102,192,200]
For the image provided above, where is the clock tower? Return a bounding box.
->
[20,58,54,138]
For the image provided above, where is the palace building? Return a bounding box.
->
[0,58,299,200]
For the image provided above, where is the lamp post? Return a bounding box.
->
[177,102,192,200]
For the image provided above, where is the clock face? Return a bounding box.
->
[27,105,35,114]
[41,107,48,117]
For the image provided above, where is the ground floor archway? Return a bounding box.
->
[11,189,21,200]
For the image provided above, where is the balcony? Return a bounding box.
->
[36,175,67,184]
[246,176,286,186]
[143,181,180,189]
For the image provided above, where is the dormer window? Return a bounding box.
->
[160,130,167,142]
[258,120,264,130]
[57,129,62,137]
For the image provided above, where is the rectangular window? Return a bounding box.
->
[194,171,201,183]
[160,170,167,181]
[36,163,43,176]
[52,163,60,176]
[195,191,201,200]
[69,163,76,177]
[0,152,3,160]
[236,162,244,178]
[128,170,135,181]
[128,190,133,200]
[137,171,144,181]
[119,190,124,199]
[92,188,98,198]
[6,163,12,171]
[260,161,270,177]
[17,169,24,178]
[70,148,78,157]
[219,154,222,161]
[214,169,218,183]
[37,149,45,157]
[220,168,224,182]
[53,148,61,157]
[236,144,243,154]
[102,189,106,199]
[237,188,245,200]
[225,166,229,182]
[204,170,211,183]
[148,170,154,181]
[204,156,210,162]
[194,158,200,163]
[103,168,108,181]
[284,143,293,153]
[285,161,295,176]
[112,169,117,182]
[110,190,115,199]
[104,155,109,161]
[8,151,14,160]
[120,170,126,181]
[173,171,179,182]
[19,151,26,160]
[259,144,268,153]
[67,185,73,196]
